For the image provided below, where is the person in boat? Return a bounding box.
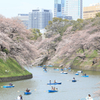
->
[17,95,23,100]
[86,94,93,100]
[17,95,20,100]
[44,69,47,71]
[51,86,54,90]
[84,73,86,76]
[49,80,51,83]
[9,83,13,86]
[83,73,86,76]
[20,95,23,100]
[56,88,58,91]
[81,70,83,73]
[61,68,63,71]
[73,77,75,80]
[54,80,56,83]
[53,87,55,90]
[26,88,30,92]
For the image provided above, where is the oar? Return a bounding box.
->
[67,80,72,81]
[31,89,36,92]
[17,90,24,93]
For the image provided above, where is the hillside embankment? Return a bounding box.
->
[32,16,100,71]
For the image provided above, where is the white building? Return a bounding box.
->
[28,9,53,29]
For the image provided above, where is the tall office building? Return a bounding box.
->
[28,9,52,29]
[83,3,100,19]
[54,0,83,20]
[17,14,29,28]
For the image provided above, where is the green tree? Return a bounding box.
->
[53,17,59,22]
[77,19,83,23]
[48,21,52,25]
[96,13,100,17]
[29,28,42,40]
[63,19,69,22]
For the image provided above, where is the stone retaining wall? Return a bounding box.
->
[0,74,33,82]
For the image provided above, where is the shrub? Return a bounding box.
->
[96,13,100,17]
[2,48,9,54]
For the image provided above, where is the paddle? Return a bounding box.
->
[31,89,36,92]
[67,80,79,81]
[17,91,24,93]
[18,89,37,93]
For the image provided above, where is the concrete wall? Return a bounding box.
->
[0,74,33,82]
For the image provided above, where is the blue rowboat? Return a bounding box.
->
[48,65,53,67]
[43,67,47,69]
[24,92,31,95]
[64,68,67,70]
[81,75,89,77]
[72,80,77,82]
[47,82,61,85]
[3,85,14,88]
[75,73,79,75]
[48,90,58,93]
[36,66,42,67]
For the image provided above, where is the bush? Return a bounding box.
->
[2,48,9,54]
[29,28,42,40]
[96,13,100,17]
[48,21,52,25]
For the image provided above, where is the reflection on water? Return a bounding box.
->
[0,67,100,100]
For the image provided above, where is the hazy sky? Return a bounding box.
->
[0,0,100,18]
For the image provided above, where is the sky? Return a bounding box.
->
[0,0,100,18]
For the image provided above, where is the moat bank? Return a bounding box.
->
[0,74,32,82]
[0,58,32,82]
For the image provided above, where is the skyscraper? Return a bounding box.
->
[54,0,83,20]
[28,9,52,29]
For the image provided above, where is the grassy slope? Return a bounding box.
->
[71,50,100,70]
[0,58,31,78]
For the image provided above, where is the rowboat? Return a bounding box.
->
[61,69,63,71]
[72,80,77,82]
[24,92,31,95]
[75,73,79,75]
[48,90,58,93]
[81,75,89,77]
[47,82,61,85]
[77,70,83,73]
[60,72,68,74]
[3,85,15,88]
[48,65,53,67]
[36,66,42,67]
[54,68,59,71]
